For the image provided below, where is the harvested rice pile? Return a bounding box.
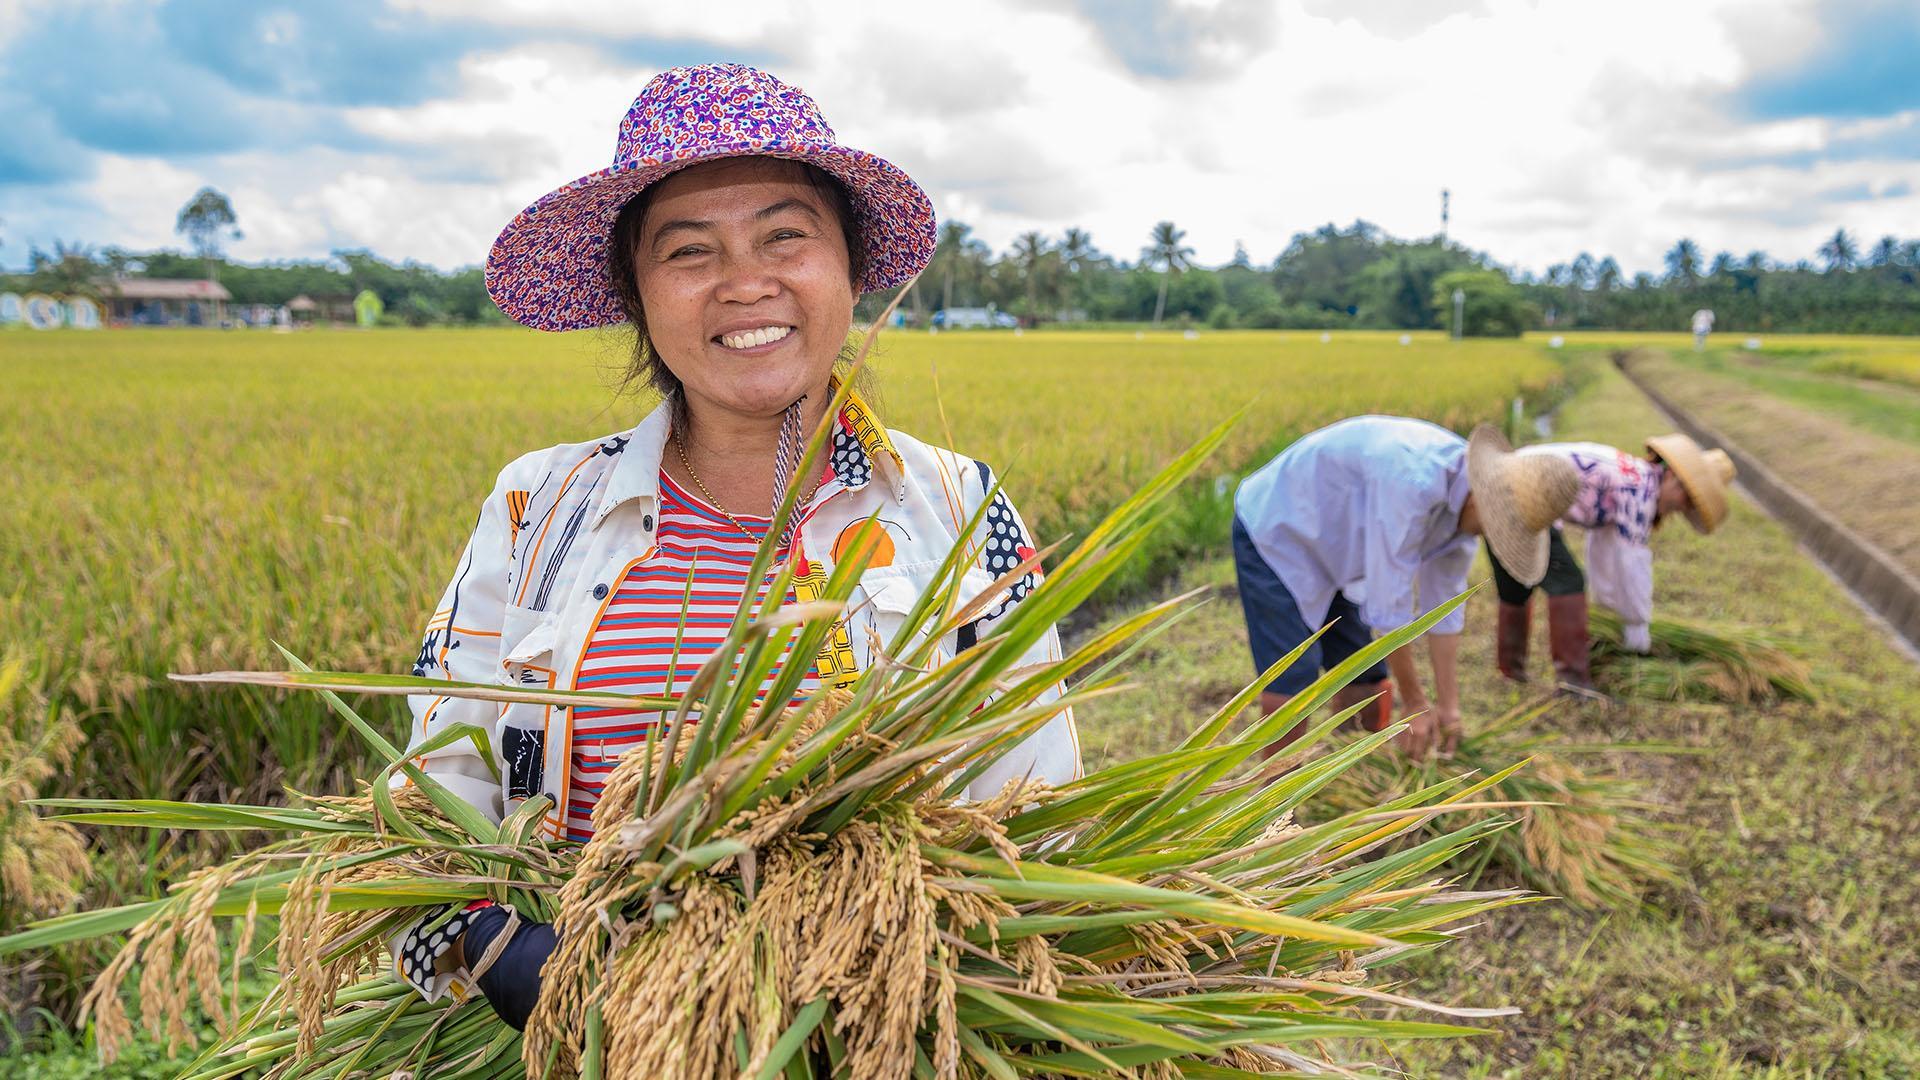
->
[1319,699,1676,909]
[4,402,1522,1078]
[1591,609,1816,704]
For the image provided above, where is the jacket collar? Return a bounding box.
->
[592,389,906,530]
[838,388,908,503]
[592,400,671,530]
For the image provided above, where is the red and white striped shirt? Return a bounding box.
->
[563,471,817,840]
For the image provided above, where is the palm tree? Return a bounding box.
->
[1709,251,1736,278]
[1059,228,1095,273]
[1055,228,1100,314]
[1142,221,1194,326]
[1869,235,1899,268]
[1594,256,1622,292]
[931,221,989,314]
[1663,238,1702,287]
[1011,231,1050,322]
[1569,252,1595,291]
[1743,251,1769,273]
[30,240,101,298]
[1818,228,1857,273]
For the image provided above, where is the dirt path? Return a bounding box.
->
[1631,350,1920,574]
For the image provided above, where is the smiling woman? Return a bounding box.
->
[392,62,1081,1030]
[608,157,863,519]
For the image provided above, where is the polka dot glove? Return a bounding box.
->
[390,899,495,1003]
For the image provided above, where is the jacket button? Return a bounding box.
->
[592,583,609,600]
[643,513,654,531]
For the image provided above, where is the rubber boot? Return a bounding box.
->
[1496,600,1532,682]
[1546,593,1596,694]
[1329,678,1394,732]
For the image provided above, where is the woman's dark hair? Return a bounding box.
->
[607,160,868,402]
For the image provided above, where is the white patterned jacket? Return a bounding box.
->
[401,391,1082,842]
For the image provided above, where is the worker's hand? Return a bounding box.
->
[1395,710,1436,761]
[1433,704,1463,758]
[1622,622,1653,655]
[463,906,557,1030]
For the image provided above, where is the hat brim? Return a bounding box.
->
[485,141,936,332]
[1468,426,1551,587]
[1647,434,1730,534]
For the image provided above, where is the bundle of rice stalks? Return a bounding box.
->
[0,655,90,933]
[1318,700,1676,909]
[1,654,93,1026]
[1590,609,1816,704]
[3,390,1526,1078]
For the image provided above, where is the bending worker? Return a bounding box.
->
[1233,416,1580,759]
[1493,434,1736,690]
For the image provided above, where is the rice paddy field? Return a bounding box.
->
[1,327,1560,808]
[7,325,1920,1076]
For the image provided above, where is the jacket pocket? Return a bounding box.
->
[852,564,1002,671]
[497,604,557,801]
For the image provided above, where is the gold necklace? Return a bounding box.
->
[673,431,823,543]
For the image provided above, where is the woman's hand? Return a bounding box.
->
[461,906,558,1030]
[1623,622,1653,654]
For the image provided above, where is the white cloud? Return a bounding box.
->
[7,0,1920,276]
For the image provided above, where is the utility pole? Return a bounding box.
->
[1452,287,1465,339]
[1440,189,1450,242]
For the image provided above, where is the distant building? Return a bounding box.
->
[289,293,358,325]
[100,277,231,326]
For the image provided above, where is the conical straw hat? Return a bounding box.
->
[1467,424,1581,587]
[1647,433,1735,534]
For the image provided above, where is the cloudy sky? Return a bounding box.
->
[2,0,1916,277]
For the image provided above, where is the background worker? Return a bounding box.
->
[1233,416,1580,760]
[1692,307,1716,350]
[1493,433,1736,690]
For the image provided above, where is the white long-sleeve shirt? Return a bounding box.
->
[1520,442,1664,649]
[1234,416,1475,637]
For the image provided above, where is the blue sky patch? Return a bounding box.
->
[1741,2,1920,120]
[155,1,504,108]
[0,1,748,188]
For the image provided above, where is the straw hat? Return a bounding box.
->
[1647,433,1736,533]
[485,64,936,332]
[1467,424,1581,587]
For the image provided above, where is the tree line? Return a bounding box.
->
[1524,232,1920,335]
[6,186,1917,334]
[865,219,1920,336]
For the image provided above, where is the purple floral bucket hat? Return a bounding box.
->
[485,63,936,332]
